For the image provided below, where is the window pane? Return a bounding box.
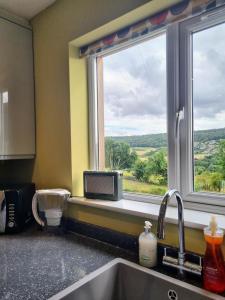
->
[101,34,167,196]
[193,22,225,193]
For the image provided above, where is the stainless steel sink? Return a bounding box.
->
[49,258,223,300]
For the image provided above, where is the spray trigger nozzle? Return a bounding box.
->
[144,221,152,229]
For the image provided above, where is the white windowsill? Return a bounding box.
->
[68,197,225,230]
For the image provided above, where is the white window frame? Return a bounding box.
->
[179,6,225,213]
[88,28,172,206]
[87,6,225,214]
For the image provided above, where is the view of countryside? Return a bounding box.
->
[103,23,225,196]
[105,129,225,196]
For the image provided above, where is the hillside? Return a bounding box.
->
[106,128,225,148]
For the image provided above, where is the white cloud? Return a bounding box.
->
[103,22,225,136]
[105,113,167,136]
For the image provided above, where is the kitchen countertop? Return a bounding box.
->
[0,227,135,300]
[1,225,224,300]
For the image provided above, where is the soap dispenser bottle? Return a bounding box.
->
[203,216,225,293]
[139,221,157,268]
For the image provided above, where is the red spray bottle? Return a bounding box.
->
[203,216,225,293]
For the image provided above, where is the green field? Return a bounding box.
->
[194,153,206,160]
[131,147,155,161]
[123,178,167,196]
[106,128,225,195]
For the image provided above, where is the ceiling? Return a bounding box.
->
[0,0,56,20]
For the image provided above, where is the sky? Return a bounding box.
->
[103,22,225,137]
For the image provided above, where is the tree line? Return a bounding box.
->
[195,140,225,192]
[105,138,225,193]
[106,127,225,148]
[105,139,167,186]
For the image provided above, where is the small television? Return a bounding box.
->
[83,171,123,201]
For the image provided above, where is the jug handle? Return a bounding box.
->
[32,193,45,227]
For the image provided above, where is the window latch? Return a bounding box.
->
[175,107,184,140]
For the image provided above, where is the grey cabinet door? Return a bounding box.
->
[0,18,35,159]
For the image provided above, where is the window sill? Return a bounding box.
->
[68,197,225,230]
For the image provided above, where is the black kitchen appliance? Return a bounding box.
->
[0,183,35,233]
[83,171,123,201]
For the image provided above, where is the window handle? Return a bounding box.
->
[175,107,184,140]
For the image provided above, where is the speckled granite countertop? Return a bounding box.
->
[0,227,135,300]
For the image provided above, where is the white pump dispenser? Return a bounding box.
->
[139,221,157,268]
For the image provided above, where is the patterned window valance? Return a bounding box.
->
[80,0,225,57]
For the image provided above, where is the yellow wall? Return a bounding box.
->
[30,0,221,256]
[68,204,208,254]
[32,0,166,190]
[69,47,89,196]
[31,0,180,191]
[67,0,181,196]
[68,204,225,255]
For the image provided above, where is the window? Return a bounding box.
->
[88,7,225,211]
[180,8,225,210]
[193,23,225,194]
[101,33,167,197]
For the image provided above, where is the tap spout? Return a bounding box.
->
[157,189,185,265]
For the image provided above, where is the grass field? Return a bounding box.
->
[131,147,156,161]
[123,178,167,196]
[194,153,206,160]
[122,146,168,195]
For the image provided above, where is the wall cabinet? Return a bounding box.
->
[0,17,35,159]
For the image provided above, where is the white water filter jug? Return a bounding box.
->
[32,189,70,227]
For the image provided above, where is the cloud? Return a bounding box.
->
[103,35,166,119]
[104,113,167,136]
[104,68,166,117]
[103,22,225,136]
[193,22,225,120]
